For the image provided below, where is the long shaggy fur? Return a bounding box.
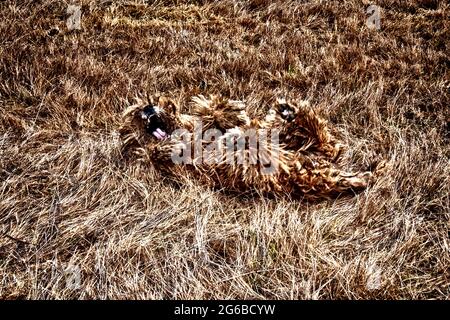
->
[120,95,381,200]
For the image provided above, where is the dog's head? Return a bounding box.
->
[121,96,180,142]
[139,103,170,140]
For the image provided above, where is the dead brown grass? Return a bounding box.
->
[0,0,449,299]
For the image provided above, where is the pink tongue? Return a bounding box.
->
[156,128,167,137]
[152,128,167,140]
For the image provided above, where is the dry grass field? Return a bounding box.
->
[0,0,449,299]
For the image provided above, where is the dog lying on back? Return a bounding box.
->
[120,95,379,200]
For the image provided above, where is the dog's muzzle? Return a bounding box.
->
[141,105,169,140]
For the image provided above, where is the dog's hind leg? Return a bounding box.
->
[291,162,373,199]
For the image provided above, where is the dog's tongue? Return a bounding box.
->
[152,128,167,140]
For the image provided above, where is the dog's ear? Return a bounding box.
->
[122,96,146,121]
[158,96,178,115]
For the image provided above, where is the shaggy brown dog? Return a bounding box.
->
[120,95,379,200]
